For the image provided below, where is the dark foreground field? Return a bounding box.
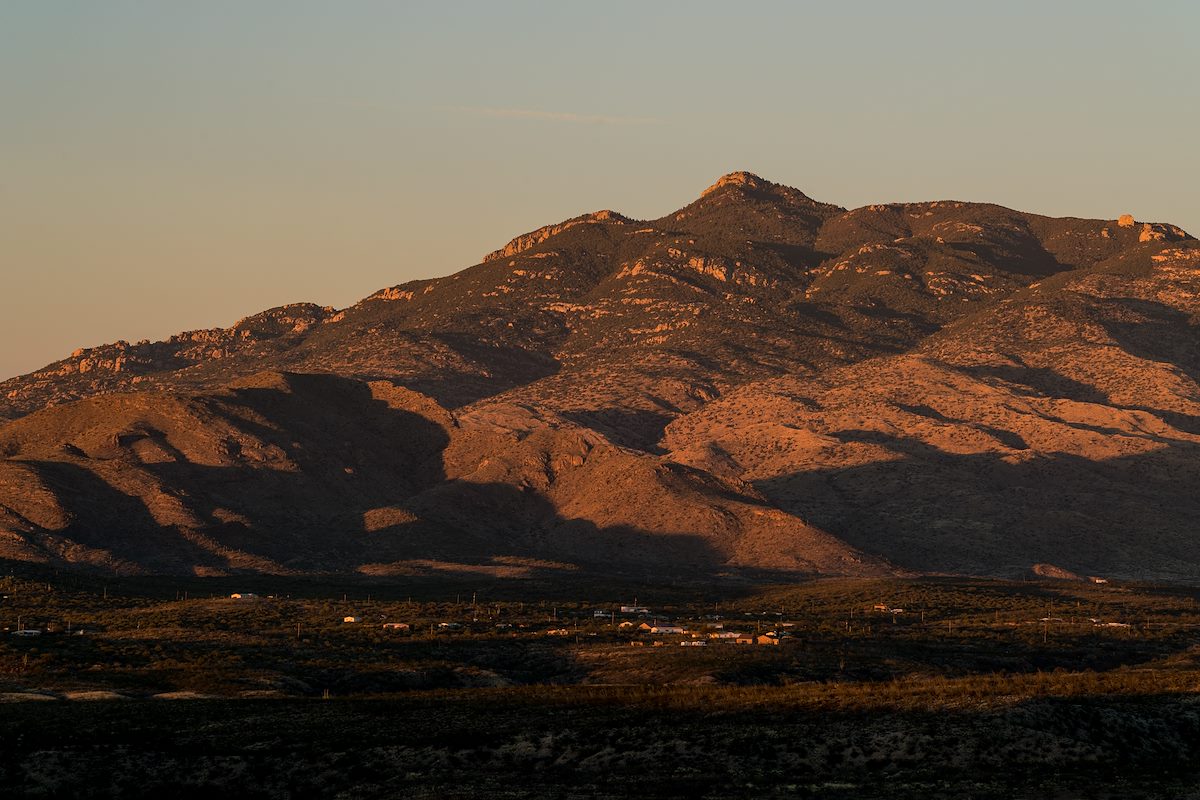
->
[4,688,1200,799]
[3,565,1200,798]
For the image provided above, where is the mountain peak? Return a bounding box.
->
[700,170,771,197]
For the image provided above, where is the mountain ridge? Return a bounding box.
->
[1,172,1196,578]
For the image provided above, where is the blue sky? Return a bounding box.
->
[2,1,1197,379]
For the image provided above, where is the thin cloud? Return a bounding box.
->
[448,106,661,126]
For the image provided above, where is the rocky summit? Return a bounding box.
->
[1,172,1196,579]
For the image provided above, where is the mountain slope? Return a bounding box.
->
[0,371,883,577]
[664,242,1200,579]
[0,172,1195,578]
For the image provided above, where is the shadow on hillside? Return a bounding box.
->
[955,361,1111,405]
[893,403,1029,450]
[409,333,563,408]
[849,302,942,331]
[1092,297,1200,424]
[18,461,229,574]
[26,373,752,580]
[941,295,1200,436]
[945,230,1065,278]
[756,241,828,272]
[422,331,561,407]
[560,408,673,453]
[754,427,1200,579]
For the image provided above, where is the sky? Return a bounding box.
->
[2,1,1198,381]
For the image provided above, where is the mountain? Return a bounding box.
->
[1,172,1195,578]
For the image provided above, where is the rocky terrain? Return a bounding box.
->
[0,171,1195,578]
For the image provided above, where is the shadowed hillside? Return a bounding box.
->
[0,371,882,576]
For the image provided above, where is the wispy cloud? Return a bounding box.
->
[447,106,661,126]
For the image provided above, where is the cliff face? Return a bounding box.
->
[1,172,1196,578]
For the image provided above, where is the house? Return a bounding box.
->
[618,621,635,629]
[343,616,361,624]
[735,636,756,645]
[382,622,410,631]
[708,631,744,639]
[593,609,612,619]
[755,634,780,646]
[546,628,571,636]
[629,640,646,647]
[649,625,686,635]
[230,593,259,600]
[873,603,888,612]
[437,622,463,630]
[11,629,41,637]
[620,606,651,615]
[679,640,707,647]
[1088,576,1109,584]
